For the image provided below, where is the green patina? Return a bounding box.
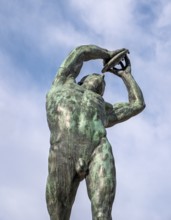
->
[45,45,145,220]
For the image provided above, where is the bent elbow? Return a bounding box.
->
[134,101,146,114]
[140,101,146,111]
[142,102,146,110]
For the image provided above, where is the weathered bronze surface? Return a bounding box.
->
[46,45,145,220]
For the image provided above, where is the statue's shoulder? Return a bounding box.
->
[46,82,85,102]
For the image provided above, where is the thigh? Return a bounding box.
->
[46,148,80,220]
[46,175,80,220]
[86,138,116,219]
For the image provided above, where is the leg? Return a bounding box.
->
[46,147,80,220]
[46,175,80,220]
[86,138,116,220]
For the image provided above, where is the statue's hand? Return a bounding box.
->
[102,48,129,74]
[108,54,131,78]
[103,48,127,66]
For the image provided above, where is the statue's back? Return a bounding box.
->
[46,82,107,160]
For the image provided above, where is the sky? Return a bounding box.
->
[0,0,171,219]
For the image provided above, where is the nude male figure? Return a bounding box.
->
[46,45,145,220]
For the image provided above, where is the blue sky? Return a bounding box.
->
[1,0,171,219]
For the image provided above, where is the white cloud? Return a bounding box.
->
[70,0,135,49]
[107,114,171,219]
[70,0,133,31]
[44,23,91,50]
[0,186,48,219]
[0,52,49,220]
[157,1,171,27]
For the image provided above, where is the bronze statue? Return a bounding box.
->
[46,45,145,220]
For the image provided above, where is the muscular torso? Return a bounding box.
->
[46,80,107,162]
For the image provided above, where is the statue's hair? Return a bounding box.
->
[78,73,104,85]
[77,75,89,85]
[78,73,105,95]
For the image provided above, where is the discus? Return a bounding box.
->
[102,49,129,73]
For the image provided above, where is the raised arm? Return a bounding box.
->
[53,45,124,85]
[105,55,145,128]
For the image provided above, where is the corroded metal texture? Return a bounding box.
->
[46,45,145,220]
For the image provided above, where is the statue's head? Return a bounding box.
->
[78,73,105,96]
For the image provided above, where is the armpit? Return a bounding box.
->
[105,102,118,128]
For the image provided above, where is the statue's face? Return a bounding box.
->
[80,74,105,96]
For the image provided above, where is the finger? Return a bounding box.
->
[119,61,125,69]
[103,58,109,66]
[110,67,123,77]
[125,54,131,67]
[108,67,118,74]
